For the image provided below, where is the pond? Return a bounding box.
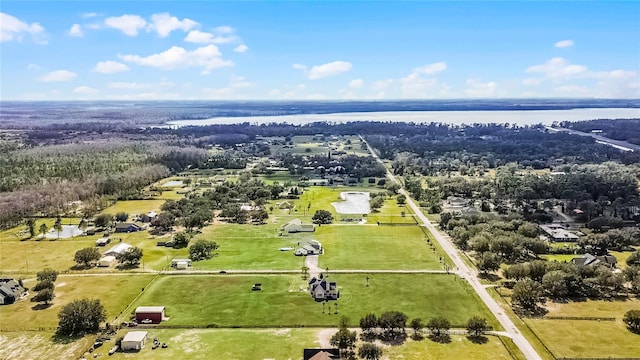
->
[45,225,83,239]
[332,192,371,214]
[162,180,184,187]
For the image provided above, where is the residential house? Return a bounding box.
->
[282,219,315,233]
[308,276,339,301]
[303,349,340,360]
[294,240,323,256]
[571,253,617,268]
[0,279,27,305]
[115,223,142,233]
[539,224,580,242]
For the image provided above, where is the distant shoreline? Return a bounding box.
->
[167,108,640,127]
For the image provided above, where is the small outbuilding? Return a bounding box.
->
[95,237,111,246]
[104,242,133,257]
[97,255,116,267]
[121,331,149,351]
[135,306,166,324]
[115,223,142,233]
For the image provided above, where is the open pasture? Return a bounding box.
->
[131,274,499,328]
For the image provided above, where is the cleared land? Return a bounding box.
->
[99,200,166,216]
[525,298,640,358]
[0,331,93,360]
[129,274,499,328]
[0,275,155,330]
[315,225,443,270]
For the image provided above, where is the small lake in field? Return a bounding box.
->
[162,180,184,187]
[332,192,371,214]
[45,225,83,239]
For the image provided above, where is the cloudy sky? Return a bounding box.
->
[1,1,639,100]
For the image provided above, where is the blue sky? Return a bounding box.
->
[1,1,639,100]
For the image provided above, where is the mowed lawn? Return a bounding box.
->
[190,223,302,270]
[526,298,640,358]
[315,225,443,270]
[99,200,166,216]
[384,335,514,360]
[131,274,498,328]
[0,275,155,330]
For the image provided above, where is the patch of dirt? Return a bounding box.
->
[316,329,334,347]
[272,328,291,336]
[169,329,202,354]
[56,282,67,287]
[0,333,89,360]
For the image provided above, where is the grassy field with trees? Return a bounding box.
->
[129,274,499,328]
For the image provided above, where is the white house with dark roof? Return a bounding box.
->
[308,276,339,301]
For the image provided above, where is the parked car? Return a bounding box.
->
[108,346,118,355]
[141,319,153,324]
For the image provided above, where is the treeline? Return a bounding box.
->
[0,165,169,228]
[562,119,640,146]
[370,126,640,170]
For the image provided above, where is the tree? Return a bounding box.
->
[396,194,406,205]
[542,270,569,299]
[174,231,192,248]
[78,218,88,232]
[330,316,357,359]
[151,212,175,232]
[94,213,113,228]
[478,252,501,274]
[114,212,129,222]
[369,196,385,212]
[467,316,488,337]
[301,265,309,280]
[358,343,383,360]
[410,318,423,338]
[312,210,334,225]
[33,288,55,305]
[37,268,58,283]
[26,218,36,238]
[33,279,55,292]
[74,247,101,268]
[57,298,106,337]
[512,278,544,312]
[379,311,407,339]
[189,240,219,261]
[427,316,450,338]
[623,310,640,333]
[116,247,143,267]
[627,250,640,267]
[39,223,48,239]
[359,313,379,338]
[53,217,63,240]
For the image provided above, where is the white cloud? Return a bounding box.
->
[27,64,40,70]
[82,12,98,18]
[349,79,363,88]
[183,30,237,44]
[306,61,352,80]
[1,12,45,42]
[73,86,98,94]
[214,26,234,34]
[104,14,147,36]
[522,78,542,86]
[68,24,83,37]
[93,60,129,74]
[292,64,307,70]
[119,45,233,74]
[233,44,248,53]
[526,57,588,79]
[38,70,77,82]
[552,85,591,97]
[372,79,393,90]
[307,94,327,100]
[465,79,498,97]
[412,62,447,75]
[148,12,198,37]
[555,39,574,48]
[230,76,252,88]
[269,89,281,96]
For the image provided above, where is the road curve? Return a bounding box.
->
[360,135,542,360]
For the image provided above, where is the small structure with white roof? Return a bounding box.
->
[121,331,149,351]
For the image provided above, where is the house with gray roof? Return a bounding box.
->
[571,253,617,268]
[0,279,27,305]
[308,276,339,301]
[294,240,323,256]
[282,219,315,233]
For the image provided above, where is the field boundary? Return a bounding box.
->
[543,316,615,321]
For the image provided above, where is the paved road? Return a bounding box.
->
[360,135,542,360]
[546,126,640,152]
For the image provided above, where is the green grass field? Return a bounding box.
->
[130,274,499,328]
[0,275,155,330]
[315,225,443,270]
[99,200,166,216]
[87,328,514,360]
[539,254,576,262]
[524,298,640,358]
